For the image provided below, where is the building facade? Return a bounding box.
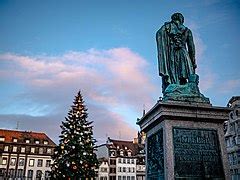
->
[225,96,240,180]
[0,129,56,179]
[98,158,109,180]
[96,136,145,180]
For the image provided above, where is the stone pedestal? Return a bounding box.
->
[137,100,231,180]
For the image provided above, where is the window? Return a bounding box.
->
[21,147,25,153]
[36,170,42,179]
[10,158,16,166]
[46,160,51,167]
[19,158,25,166]
[0,168,6,176]
[132,167,135,172]
[47,148,52,154]
[128,151,131,156]
[128,167,131,172]
[123,158,126,163]
[131,176,135,180]
[29,159,34,167]
[118,176,122,180]
[4,146,8,152]
[127,176,130,180]
[37,159,43,167]
[110,168,116,173]
[101,167,107,172]
[17,169,24,177]
[13,138,18,142]
[27,170,33,178]
[127,159,130,164]
[1,157,7,165]
[0,137,5,142]
[123,176,126,180]
[45,171,51,180]
[12,146,17,152]
[118,158,121,163]
[118,167,122,172]
[131,159,134,164]
[30,147,35,153]
[110,159,116,165]
[35,140,40,144]
[44,141,48,145]
[39,148,43,154]
[25,139,30,143]
[123,167,126,172]
[9,169,15,178]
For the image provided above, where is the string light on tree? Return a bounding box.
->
[51,91,99,179]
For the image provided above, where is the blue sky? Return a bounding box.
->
[0,0,239,143]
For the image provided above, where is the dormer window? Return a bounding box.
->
[125,146,127,150]
[120,150,124,156]
[128,151,132,156]
[12,138,18,142]
[110,151,115,157]
[43,141,48,145]
[117,146,119,149]
[35,140,40,144]
[0,137,5,142]
[25,139,30,143]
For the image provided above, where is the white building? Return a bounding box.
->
[225,96,240,180]
[98,157,109,180]
[96,137,145,180]
[0,129,56,179]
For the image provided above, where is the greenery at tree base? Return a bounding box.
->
[51,91,99,179]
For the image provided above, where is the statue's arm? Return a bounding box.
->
[156,28,163,76]
[156,25,168,77]
[187,30,197,69]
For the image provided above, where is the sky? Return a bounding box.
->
[0,0,239,144]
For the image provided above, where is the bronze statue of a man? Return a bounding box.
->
[156,13,197,92]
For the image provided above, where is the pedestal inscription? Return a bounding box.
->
[173,127,224,179]
[147,129,164,179]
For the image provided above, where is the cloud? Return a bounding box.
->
[218,79,240,93]
[197,68,217,92]
[0,48,156,144]
[0,105,137,145]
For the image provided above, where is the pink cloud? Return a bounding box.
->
[218,79,240,93]
[0,48,156,142]
[198,68,216,92]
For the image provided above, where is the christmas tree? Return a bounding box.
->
[51,91,99,179]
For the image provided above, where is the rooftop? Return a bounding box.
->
[0,129,56,146]
[107,138,144,156]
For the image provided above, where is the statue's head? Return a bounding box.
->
[171,13,184,24]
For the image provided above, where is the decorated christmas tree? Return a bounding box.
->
[51,91,99,179]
